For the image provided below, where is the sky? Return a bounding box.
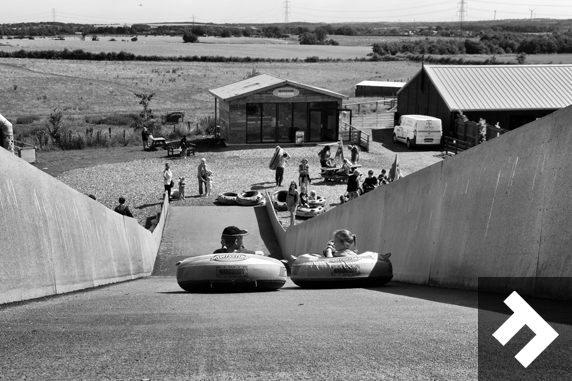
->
[2,0,572,25]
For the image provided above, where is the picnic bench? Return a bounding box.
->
[149,136,167,150]
[321,164,362,183]
[166,140,196,157]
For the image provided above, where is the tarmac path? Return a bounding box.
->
[0,278,478,380]
[153,206,283,276]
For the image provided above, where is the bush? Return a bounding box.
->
[304,56,319,63]
[182,32,198,43]
[16,115,42,124]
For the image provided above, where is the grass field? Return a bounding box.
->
[0,57,421,122]
[0,35,373,60]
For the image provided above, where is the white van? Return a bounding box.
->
[393,115,442,149]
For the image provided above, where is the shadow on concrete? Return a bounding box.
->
[137,202,163,209]
[365,281,572,326]
[365,281,478,309]
[251,181,276,191]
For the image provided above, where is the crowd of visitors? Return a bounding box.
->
[141,139,401,230]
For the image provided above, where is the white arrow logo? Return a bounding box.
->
[492,291,559,368]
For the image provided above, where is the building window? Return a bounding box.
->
[277,103,293,142]
[293,103,308,136]
[262,103,277,142]
[246,103,261,143]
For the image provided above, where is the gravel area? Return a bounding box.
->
[57,142,445,228]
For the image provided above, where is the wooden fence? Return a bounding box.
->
[343,98,396,129]
[454,119,508,145]
[340,121,370,152]
[443,118,509,156]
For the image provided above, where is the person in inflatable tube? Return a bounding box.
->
[213,226,265,256]
[322,229,358,258]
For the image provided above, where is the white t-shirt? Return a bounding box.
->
[163,169,172,185]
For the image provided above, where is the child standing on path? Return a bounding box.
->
[178,177,186,199]
[205,170,213,196]
[163,162,173,201]
[197,158,208,196]
[298,158,311,188]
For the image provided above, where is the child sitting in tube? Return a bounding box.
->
[213,226,265,255]
[309,189,318,202]
[299,185,310,207]
[322,229,358,258]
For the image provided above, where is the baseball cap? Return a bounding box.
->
[222,226,248,237]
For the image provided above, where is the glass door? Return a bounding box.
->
[309,110,323,142]
[262,104,277,142]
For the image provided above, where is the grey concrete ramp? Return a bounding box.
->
[152,206,283,276]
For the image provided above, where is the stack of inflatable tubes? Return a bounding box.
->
[176,253,287,292]
[290,252,393,288]
[236,190,265,206]
[217,192,238,205]
[271,190,288,211]
[295,205,325,218]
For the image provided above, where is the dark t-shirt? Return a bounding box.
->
[347,174,360,192]
[114,204,133,217]
[363,177,378,189]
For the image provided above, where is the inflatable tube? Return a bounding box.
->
[291,252,393,288]
[176,253,287,292]
[269,147,284,170]
[308,195,326,208]
[295,205,325,218]
[236,190,264,206]
[217,192,238,205]
[271,190,288,211]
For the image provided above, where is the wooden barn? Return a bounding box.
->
[209,74,348,144]
[355,81,405,97]
[396,64,572,137]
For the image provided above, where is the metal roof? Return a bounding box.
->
[356,81,406,88]
[209,73,348,101]
[407,65,572,111]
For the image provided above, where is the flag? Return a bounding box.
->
[389,154,402,181]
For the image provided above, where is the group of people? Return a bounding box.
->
[340,168,392,204]
[162,159,213,202]
[215,225,358,259]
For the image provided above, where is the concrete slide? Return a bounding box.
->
[152,205,283,276]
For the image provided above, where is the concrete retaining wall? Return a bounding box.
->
[269,105,572,299]
[0,149,168,305]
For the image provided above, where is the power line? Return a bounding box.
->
[283,1,290,23]
[457,0,467,34]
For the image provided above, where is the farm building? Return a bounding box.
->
[355,81,405,97]
[209,74,348,144]
[396,64,572,137]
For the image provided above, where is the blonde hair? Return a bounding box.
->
[334,229,357,251]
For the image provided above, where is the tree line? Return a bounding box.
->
[372,31,572,55]
[0,48,356,63]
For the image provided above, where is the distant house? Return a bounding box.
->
[209,74,348,144]
[396,64,572,137]
[355,81,405,97]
